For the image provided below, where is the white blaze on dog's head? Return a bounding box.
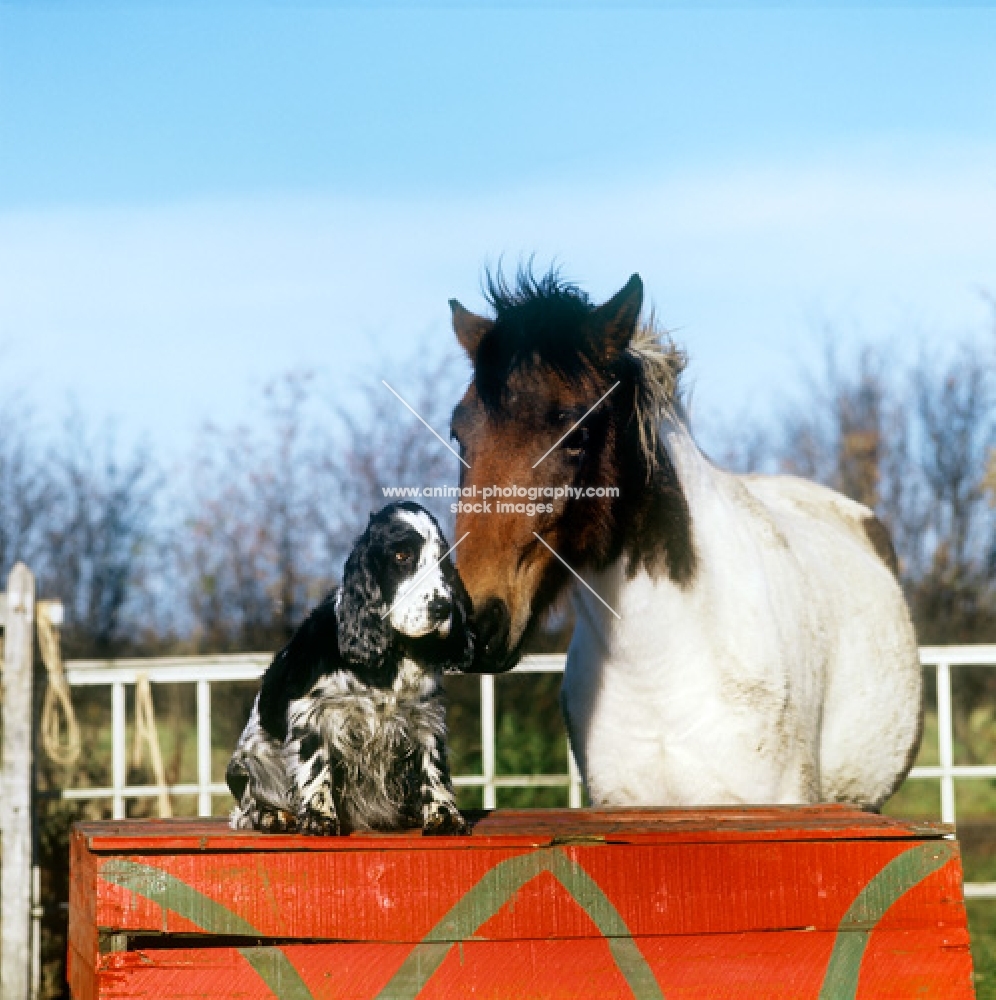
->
[389,508,453,638]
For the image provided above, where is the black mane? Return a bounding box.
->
[476,264,609,405]
[483,264,593,319]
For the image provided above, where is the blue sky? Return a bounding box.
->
[1,3,994,455]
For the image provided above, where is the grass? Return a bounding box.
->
[970,903,996,999]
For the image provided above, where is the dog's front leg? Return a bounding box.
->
[289,732,342,836]
[227,697,299,833]
[420,733,468,835]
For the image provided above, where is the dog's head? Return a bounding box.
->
[336,502,475,673]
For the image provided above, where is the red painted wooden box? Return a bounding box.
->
[69,805,974,999]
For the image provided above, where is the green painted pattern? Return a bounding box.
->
[817,841,957,999]
[373,848,665,1000]
[241,947,316,1000]
[103,860,260,936]
[101,860,314,1000]
[99,839,957,1000]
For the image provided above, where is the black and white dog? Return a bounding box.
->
[226,502,474,835]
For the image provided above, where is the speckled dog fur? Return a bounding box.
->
[226,502,474,835]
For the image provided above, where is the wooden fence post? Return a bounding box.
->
[1,563,35,1000]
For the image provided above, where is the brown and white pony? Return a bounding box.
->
[449,268,921,809]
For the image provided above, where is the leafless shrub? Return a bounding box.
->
[908,344,996,642]
[175,372,325,651]
[775,343,892,510]
[0,401,56,579]
[173,349,469,651]
[311,347,467,566]
[32,417,161,657]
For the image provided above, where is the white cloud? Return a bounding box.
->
[1,145,994,450]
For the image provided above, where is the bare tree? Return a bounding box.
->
[173,348,471,651]
[176,372,323,651]
[908,344,996,642]
[776,344,891,511]
[708,412,772,475]
[311,347,467,568]
[38,419,161,657]
[0,401,55,579]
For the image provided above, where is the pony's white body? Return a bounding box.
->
[562,419,921,809]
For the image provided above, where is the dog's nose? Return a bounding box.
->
[428,595,452,624]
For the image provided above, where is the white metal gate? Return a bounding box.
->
[59,644,996,901]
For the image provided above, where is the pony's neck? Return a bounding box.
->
[616,408,697,587]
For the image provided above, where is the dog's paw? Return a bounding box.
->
[257,809,299,834]
[298,807,341,836]
[297,785,341,836]
[229,806,255,831]
[422,803,468,836]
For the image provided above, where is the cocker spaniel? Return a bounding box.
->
[226,501,474,835]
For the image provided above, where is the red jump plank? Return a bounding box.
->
[69,806,975,1000]
[74,804,950,853]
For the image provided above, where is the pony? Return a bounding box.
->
[448,267,921,809]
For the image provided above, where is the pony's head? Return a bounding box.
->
[449,266,694,672]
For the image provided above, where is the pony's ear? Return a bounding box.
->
[336,535,392,666]
[590,274,643,359]
[450,299,494,362]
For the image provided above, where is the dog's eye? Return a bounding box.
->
[395,550,414,564]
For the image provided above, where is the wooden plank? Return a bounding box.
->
[77,930,975,1000]
[74,806,951,854]
[83,837,964,941]
[1,563,35,1000]
[68,825,100,1000]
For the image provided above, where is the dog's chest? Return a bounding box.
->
[292,661,445,824]
[291,660,445,772]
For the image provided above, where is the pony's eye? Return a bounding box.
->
[563,425,589,453]
[395,550,414,564]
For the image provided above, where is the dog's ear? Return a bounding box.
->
[258,594,339,740]
[440,555,476,673]
[337,526,392,665]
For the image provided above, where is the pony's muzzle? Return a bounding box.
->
[470,597,514,673]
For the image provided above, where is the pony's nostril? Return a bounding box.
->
[475,598,511,660]
[428,596,452,623]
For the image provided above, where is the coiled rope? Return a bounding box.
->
[37,600,81,769]
[37,603,171,817]
[133,672,172,818]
